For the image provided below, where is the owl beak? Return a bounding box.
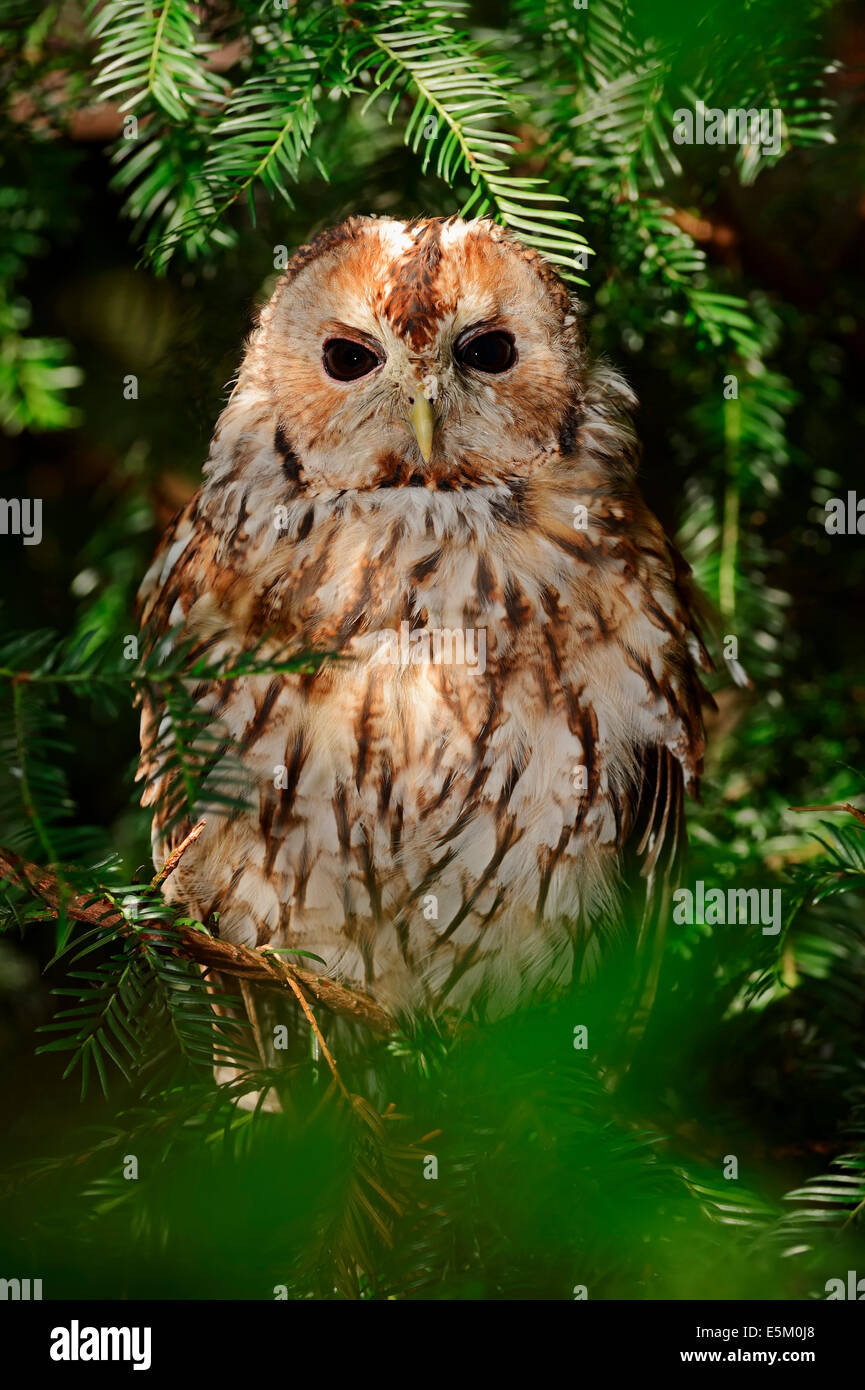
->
[407,394,434,464]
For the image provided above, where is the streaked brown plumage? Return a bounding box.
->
[137,215,712,1022]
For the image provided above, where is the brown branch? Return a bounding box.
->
[151,819,207,889]
[789,802,865,827]
[669,204,738,251]
[0,846,396,1037]
[9,41,251,144]
[265,949,350,1101]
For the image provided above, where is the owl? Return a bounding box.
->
[137,215,712,1031]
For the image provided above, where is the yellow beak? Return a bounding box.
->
[407,394,434,464]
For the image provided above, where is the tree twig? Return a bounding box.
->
[150,819,207,889]
[0,846,396,1037]
[789,802,865,826]
[264,949,350,1101]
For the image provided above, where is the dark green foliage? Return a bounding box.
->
[0,0,862,1300]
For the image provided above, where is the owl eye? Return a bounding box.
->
[323,337,381,382]
[455,330,516,374]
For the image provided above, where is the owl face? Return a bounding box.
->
[248,216,585,491]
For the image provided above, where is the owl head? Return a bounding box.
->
[230,215,618,494]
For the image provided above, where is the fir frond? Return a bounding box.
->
[351,0,587,277]
[87,0,227,121]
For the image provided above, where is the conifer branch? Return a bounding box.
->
[0,847,397,1037]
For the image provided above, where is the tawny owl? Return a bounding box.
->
[137,215,712,1028]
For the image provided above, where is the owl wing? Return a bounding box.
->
[135,496,219,847]
[617,744,686,1039]
[615,529,716,1054]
